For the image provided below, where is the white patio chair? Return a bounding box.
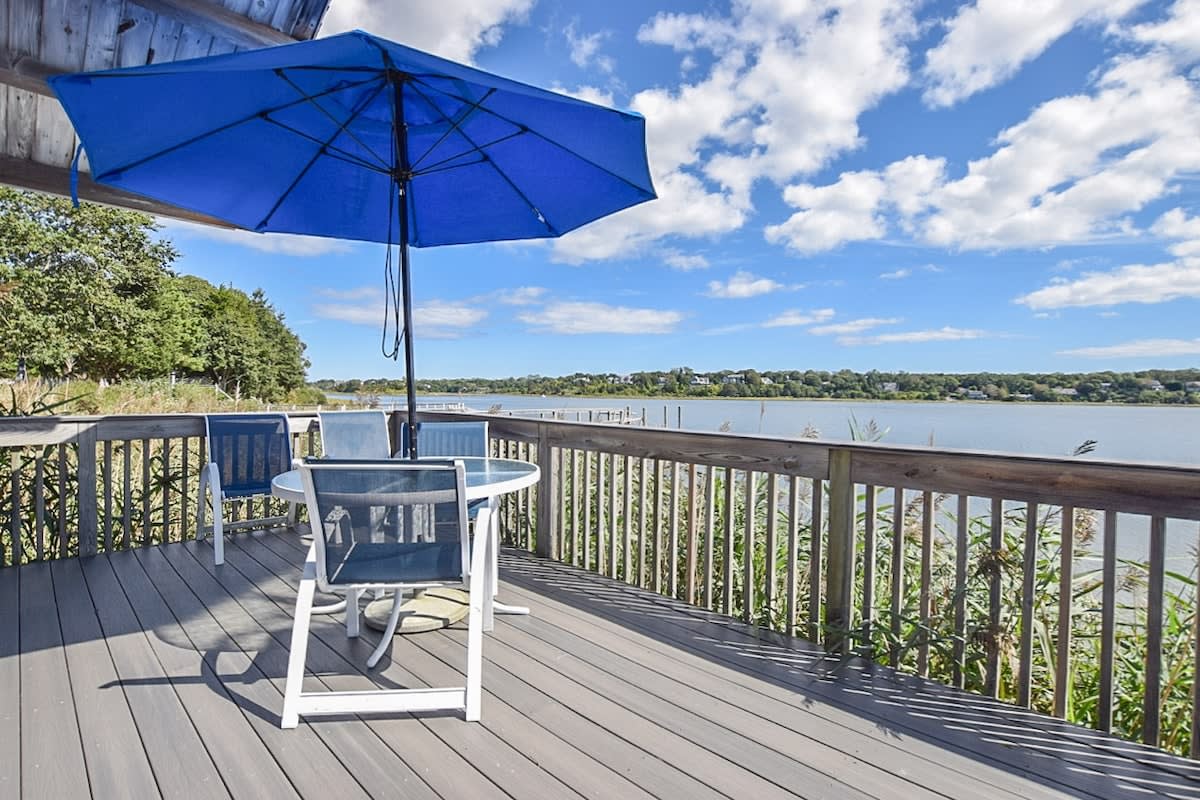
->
[318,409,396,459]
[281,460,493,727]
[400,420,489,459]
[197,413,296,565]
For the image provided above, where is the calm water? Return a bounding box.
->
[340,392,1199,566]
[364,393,1200,466]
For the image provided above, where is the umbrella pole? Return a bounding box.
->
[398,180,419,459]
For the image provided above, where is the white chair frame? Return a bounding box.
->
[281,462,494,727]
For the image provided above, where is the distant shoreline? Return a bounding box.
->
[331,391,1200,410]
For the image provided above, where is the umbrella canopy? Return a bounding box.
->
[50,30,656,454]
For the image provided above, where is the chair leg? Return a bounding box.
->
[488,497,501,598]
[466,521,491,721]
[196,467,208,540]
[285,501,298,529]
[212,501,225,566]
[282,545,318,729]
[366,594,404,669]
[345,588,361,638]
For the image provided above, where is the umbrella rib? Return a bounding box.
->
[410,129,526,176]
[407,87,497,171]
[255,80,390,230]
[93,74,385,181]
[409,75,655,199]
[259,116,391,174]
[273,68,392,170]
[405,82,556,235]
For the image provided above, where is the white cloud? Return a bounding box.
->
[1016,259,1200,308]
[880,268,912,280]
[318,0,534,62]
[810,317,901,336]
[554,84,615,106]
[556,0,918,262]
[762,308,836,328]
[312,288,486,338]
[840,326,988,346]
[705,270,785,299]
[162,220,352,257]
[565,20,614,73]
[766,156,944,253]
[518,302,682,334]
[787,49,1200,253]
[923,53,1200,249]
[1059,338,1200,358]
[922,0,1143,108]
[494,286,547,305]
[662,250,710,271]
[1152,208,1200,257]
[1130,0,1200,64]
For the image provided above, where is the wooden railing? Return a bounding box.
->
[419,410,1200,759]
[0,412,321,563]
[1,409,1199,757]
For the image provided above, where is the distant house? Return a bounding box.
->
[690,376,710,386]
[723,374,745,385]
[881,382,898,393]
[607,374,633,385]
[1099,382,1112,390]
[1013,393,1033,400]
[1053,387,1077,397]
[656,376,668,385]
[1144,380,1164,391]
[761,377,773,385]
[964,389,987,400]
[1186,381,1200,392]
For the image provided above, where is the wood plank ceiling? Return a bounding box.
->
[0,0,331,225]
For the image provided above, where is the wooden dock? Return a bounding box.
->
[2,527,1198,799]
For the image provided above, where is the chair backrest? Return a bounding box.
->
[319,410,392,459]
[299,461,468,591]
[400,421,489,458]
[204,413,292,498]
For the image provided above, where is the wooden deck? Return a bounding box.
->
[1,530,1198,800]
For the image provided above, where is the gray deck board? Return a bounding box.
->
[18,561,90,799]
[3,527,1199,799]
[497,552,1200,800]
[78,553,231,800]
[49,558,160,798]
[0,562,18,798]
[162,540,443,800]
[130,545,372,800]
[103,549,298,800]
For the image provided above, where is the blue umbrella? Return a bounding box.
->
[50,30,655,455]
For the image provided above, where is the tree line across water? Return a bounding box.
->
[316,366,1200,405]
[0,189,311,402]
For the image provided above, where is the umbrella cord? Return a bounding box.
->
[382,180,404,359]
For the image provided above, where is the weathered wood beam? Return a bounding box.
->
[131,0,299,49]
[0,53,60,98]
[0,155,242,229]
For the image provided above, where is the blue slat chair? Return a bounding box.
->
[197,413,295,565]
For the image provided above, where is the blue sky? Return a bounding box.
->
[160,0,1200,381]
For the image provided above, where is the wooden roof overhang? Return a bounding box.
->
[0,0,331,227]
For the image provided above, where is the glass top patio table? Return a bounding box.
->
[271,456,539,504]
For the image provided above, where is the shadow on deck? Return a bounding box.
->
[1,528,1197,799]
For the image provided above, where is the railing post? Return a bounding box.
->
[824,448,855,655]
[76,423,98,557]
[535,423,558,560]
